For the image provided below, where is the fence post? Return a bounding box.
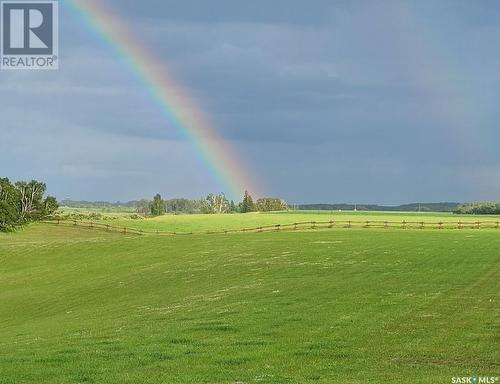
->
[73,220,77,227]
[329,220,333,229]
[402,220,406,229]
[384,221,388,229]
[420,221,424,229]
[458,221,462,230]
[348,220,352,228]
[365,221,369,228]
[438,222,443,230]
[496,221,499,229]
[123,227,127,234]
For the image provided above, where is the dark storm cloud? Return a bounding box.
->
[1,0,499,203]
[105,0,341,26]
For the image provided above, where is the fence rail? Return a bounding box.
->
[42,218,500,236]
[42,220,145,235]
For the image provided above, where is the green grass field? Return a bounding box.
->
[94,211,500,233]
[0,215,499,383]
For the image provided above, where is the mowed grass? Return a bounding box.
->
[0,224,499,383]
[100,211,500,233]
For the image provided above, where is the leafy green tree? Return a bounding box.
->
[42,196,59,217]
[150,194,166,216]
[256,198,288,212]
[0,178,57,231]
[202,193,229,214]
[0,200,18,231]
[454,202,500,215]
[0,178,20,231]
[240,190,255,213]
[166,198,203,214]
[15,180,46,221]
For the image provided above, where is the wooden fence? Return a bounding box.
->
[42,219,500,236]
[42,220,144,235]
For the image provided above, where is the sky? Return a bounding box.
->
[1,0,500,204]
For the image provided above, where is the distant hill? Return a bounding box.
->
[59,200,142,209]
[60,200,462,213]
[297,202,461,213]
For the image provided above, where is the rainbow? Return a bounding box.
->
[63,0,262,199]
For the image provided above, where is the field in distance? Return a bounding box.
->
[0,223,498,383]
[57,208,500,233]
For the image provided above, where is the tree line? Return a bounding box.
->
[141,190,289,216]
[298,202,461,212]
[454,202,500,215]
[0,178,58,232]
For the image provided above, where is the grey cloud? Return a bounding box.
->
[1,0,499,202]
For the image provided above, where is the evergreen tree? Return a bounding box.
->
[229,200,237,213]
[241,190,255,213]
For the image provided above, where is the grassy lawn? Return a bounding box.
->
[0,223,498,383]
[95,211,500,233]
